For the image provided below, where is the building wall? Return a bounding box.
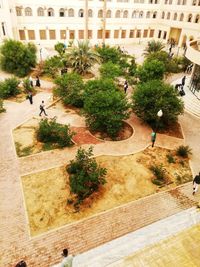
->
[0,0,200,47]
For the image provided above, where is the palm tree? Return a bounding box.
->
[143,40,165,56]
[66,41,101,75]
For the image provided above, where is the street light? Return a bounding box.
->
[151,109,163,147]
[157,109,163,118]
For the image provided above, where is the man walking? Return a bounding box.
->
[193,173,200,195]
[151,131,156,147]
[53,248,74,267]
[181,76,186,87]
[27,92,33,104]
[39,100,48,116]
[124,80,128,93]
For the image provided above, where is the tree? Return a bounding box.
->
[128,56,137,76]
[54,42,66,57]
[67,146,107,208]
[0,98,5,113]
[84,79,130,138]
[0,39,36,77]
[54,73,84,107]
[43,56,64,78]
[0,77,20,98]
[143,40,165,56]
[100,61,122,79]
[132,80,184,129]
[66,41,100,75]
[96,45,121,63]
[137,59,165,82]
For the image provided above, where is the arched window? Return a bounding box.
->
[153,11,157,18]
[177,0,181,4]
[198,0,200,5]
[106,10,111,18]
[195,14,199,23]
[88,9,93,17]
[188,14,192,22]
[37,7,44,16]
[169,0,173,4]
[167,12,170,19]
[59,8,65,17]
[79,9,84,17]
[25,7,32,16]
[132,11,137,18]
[139,11,143,18]
[146,11,150,18]
[48,8,54,17]
[68,8,74,17]
[123,10,128,18]
[182,0,187,4]
[173,12,177,20]
[161,11,165,19]
[115,10,120,18]
[16,7,22,16]
[180,13,184,21]
[98,9,103,18]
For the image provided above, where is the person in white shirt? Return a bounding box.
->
[59,248,74,267]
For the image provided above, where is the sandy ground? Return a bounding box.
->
[21,147,192,237]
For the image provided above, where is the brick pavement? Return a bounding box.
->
[0,90,199,266]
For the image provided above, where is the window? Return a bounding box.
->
[182,0,187,4]
[143,29,148,37]
[188,14,192,22]
[98,10,103,18]
[195,14,199,23]
[165,0,168,4]
[169,0,173,4]
[48,8,54,17]
[163,31,167,39]
[115,10,120,18]
[28,30,35,40]
[37,7,44,16]
[192,0,196,4]
[177,0,181,4]
[153,11,157,18]
[105,30,110,38]
[106,10,111,18]
[79,9,84,17]
[68,9,74,17]
[69,30,75,39]
[161,11,165,19]
[16,7,22,16]
[139,11,143,18]
[198,0,200,5]
[25,7,32,16]
[173,12,177,20]
[167,12,170,19]
[60,30,66,39]
[121,30,126,38]
[1,22,6,36]
[123,10,128,18]
[88,9,93,17]
[132,11,137,18]
[19,30,26,40]
[39,30,46,40]
[114,30,119,38]
[146,11,150,18]
[59,8,65,17]
[180,13,184,21]
[88,30,92,39]
[158,30,162,38]
[150,29,154,37]
[136,30,141,38]
[49,30,56,39]
[98,30,103,39]
[129,30,134,38]
[79,30,84,39]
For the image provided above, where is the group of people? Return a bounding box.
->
[175,75,186,96]
[26,76,41,105]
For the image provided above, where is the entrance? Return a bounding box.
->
[168,28,182,45]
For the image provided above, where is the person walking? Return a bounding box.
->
[39,100,48,116]
[181,76,186,87]
[35,76,41,87]
[27,92,33,104]
[151,131,156,147]
[29,76,33,87]
[124,80,128,93]
[193,173,200,195]
[53,248,74,267]
[15,260,27,267]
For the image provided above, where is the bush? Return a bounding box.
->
[84,79,130,138]
[96,45,121,63]
[176,145,192,158]
[150,164,166,181]
[100,61,122,79]
[0,39,36,77]
[67,147,107,207]
[166,154,176,163]
[0,98,5,113]
[43,56,64,78]
[37,118,75,148]
[132,80,184,129]
[0,77,20,98]
[22,78,34,93]
[55,42,66,56]
[128,56,137,76]
[54,73,84,107]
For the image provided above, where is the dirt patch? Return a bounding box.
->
[158,122,183,139]
[91,121,134,141]
[21,146,192,236]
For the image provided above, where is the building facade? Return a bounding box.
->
[0,0,200,47]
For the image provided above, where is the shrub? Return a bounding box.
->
[100,61,122,79]
[43,56,64,78]
[175,173,192,185]
[37,118,75,148]
[0,39,37,77]
[0,77,20,98]
[67,147,107,207]
[144,40,165,56]
[54,73,84,107]
[0,98,5,113]
[96,45,121,63]
[22,78,34,93]
[128,56,137,76]
[176,145,192,158]
[55,42,66,56]
[150,164,166,181]
[132,80,184,129]
[166,154,176,163]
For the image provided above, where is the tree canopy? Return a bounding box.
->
[137,59,165,82]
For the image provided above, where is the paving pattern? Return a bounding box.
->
[0,75,200,266]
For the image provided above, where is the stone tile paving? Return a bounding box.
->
[0,84,200,266]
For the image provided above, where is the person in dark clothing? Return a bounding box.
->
[181,76,186,87]
[35,76,41,87]
[27,92,33,104]
[15,260,27,267]
[193,173,200,195]
[124,80,128,93]
[39,100,48,116]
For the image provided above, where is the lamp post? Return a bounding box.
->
[157,109,163,131]
[151,109,163,147]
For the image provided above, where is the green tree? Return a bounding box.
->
[0,39,36,77]
[0,98,5,113]
[54,73,84,107]
[144,40,165,56]
[54,42,66,56]
[84,79,130,138]
[96,45,121,63]
[100,61,122,79]
[67,146,107,207]
[43,56,64,78]
[137,59,165,82]
[0,77,20,98]
[66,41,100,75]
[128,56,137,76]
[132,80,184,129]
